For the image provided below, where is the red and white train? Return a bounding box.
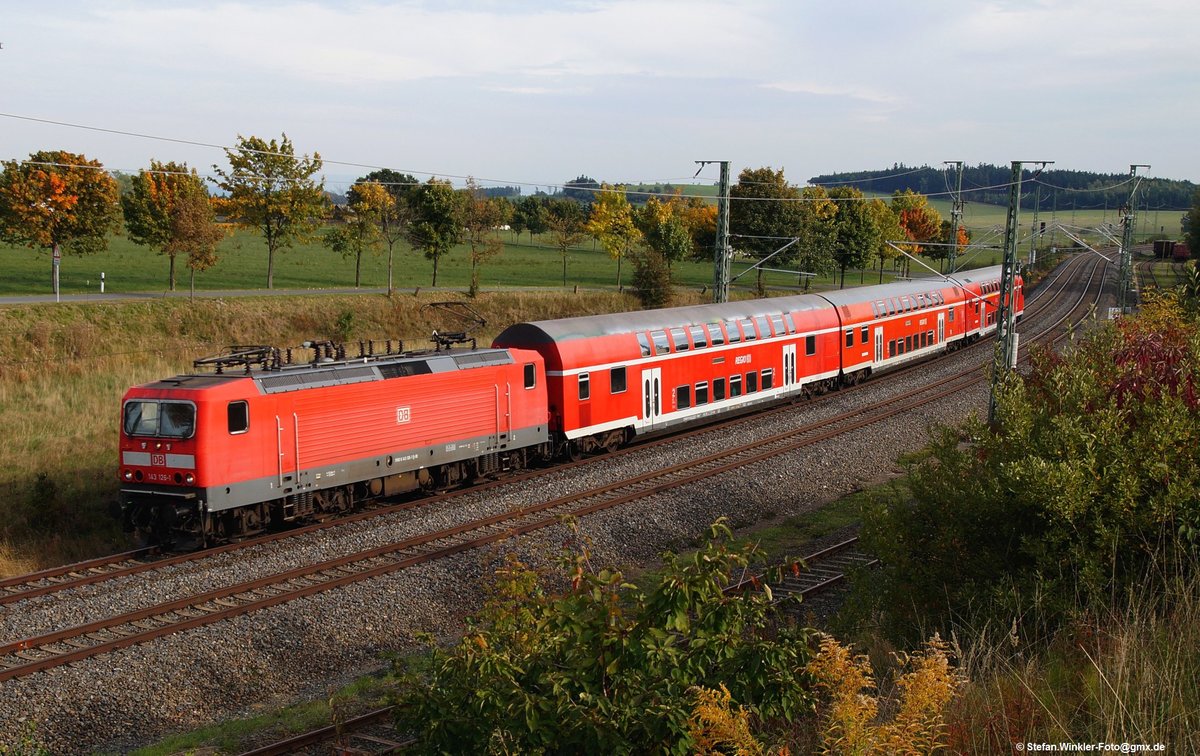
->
[119,266,1022,545]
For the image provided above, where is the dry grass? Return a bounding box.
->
[945,563,1200,753]
[0,288,669,576]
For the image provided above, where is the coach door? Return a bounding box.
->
[641,367,662,429]
[782,344,797,389]
[937,313,945,345]
[874,327,884,362]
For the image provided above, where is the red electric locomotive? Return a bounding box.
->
[119,342,552,545]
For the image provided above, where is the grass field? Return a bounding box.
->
[0,225,1016,300]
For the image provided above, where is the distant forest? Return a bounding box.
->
[809,164,1197,212]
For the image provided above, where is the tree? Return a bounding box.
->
[678,195,718,261]
[631,247,673,308]
[324,182,388,288]
[123,160,220,291]
[407,178,463,287]
[730,167,805,294]
[0,150,121,292]
[562,174,601,203]
[890,190,942,276]
[167,185,225,297]
[1186,187,1200,259]
[729,167,804,259]
[827,187,879,288]
[586,184,641,290]
[461,177,505,297]
[390,521,813,753]
[546,198,586,287]
[210,133,326,289]
[514,195,549,244]
[794,186,838,289]
[356,169,419,296]
[636,195,693,273]
[867,199,905,283]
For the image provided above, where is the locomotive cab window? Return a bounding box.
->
[805,335,816,356]
[524,363,537,389]
[578,372,591,401]
[227,401,249,435]
[123,400,195,439]
[610,366,627,394]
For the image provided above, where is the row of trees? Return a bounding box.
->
[3,141,987,302]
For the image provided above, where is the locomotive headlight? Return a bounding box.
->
[122,469,133,481]
[184,473,195,485]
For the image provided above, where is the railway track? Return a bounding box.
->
[0,255,1087,609]
[0,256,1107,685]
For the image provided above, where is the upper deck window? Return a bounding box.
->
[650,330,670,354]
[689,325,708,349]
[707,323,725,346]
[124,400,195,439]
[725,321,742,344]
[739,319,757,341]
[636,333,651,357]
[670,327,690,351]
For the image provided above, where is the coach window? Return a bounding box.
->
[948,308,955,322]
[227,400,250,435]
[871,302,879,318]
[888,340,896,357]
[713,377,727,401]
[578,372,590,401]
[610,366,627,394]
[707,323,725,346]
[805,335,816,356]
[524,363,537,389]
[671,327,689,351]
[696,381,709,405]
[730,374,743,397]
[905,336,913,352]
[755,315,772,338]
[636,333,651,357]
[690,325,708,349]
[746,371,758,393]
[740,319,757,341]
[725,321,742,344]
[762,369,774,390]
[845,330,854,348]
[784,313,797,333]
[861,326,869,344]
[676,385,691,410]
[651,330,670,354]
[928,330,935,345]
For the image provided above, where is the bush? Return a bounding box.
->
[631,247,672,309]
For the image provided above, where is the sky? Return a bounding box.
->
[3,0,1198,195]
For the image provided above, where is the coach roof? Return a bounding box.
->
[494,293,836,345]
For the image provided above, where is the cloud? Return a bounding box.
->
[759,81,901,106]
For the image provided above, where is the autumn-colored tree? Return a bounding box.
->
[678,195,718,261]
[210,133,326,289]
[826,187,881,288]
[461,177,505,297]
[936,220,971,272]
[407,178,463,287]
[0,150,121,292]
[585,184,642,290]
[324,182,390,288]
[167,186,225,297]
[355,169,418,295]
[890,190,942,276]
[123,160,221,291]
[546,198,587,287]
[635,195,693,276]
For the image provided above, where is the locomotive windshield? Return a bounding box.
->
[123,400,195,439]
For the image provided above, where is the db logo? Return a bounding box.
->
[151,454,167,466]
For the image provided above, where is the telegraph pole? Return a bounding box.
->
[1118,164,1150,313]
[696,161,732,302]
[990,160,1052,425]
[945,161,964,273]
